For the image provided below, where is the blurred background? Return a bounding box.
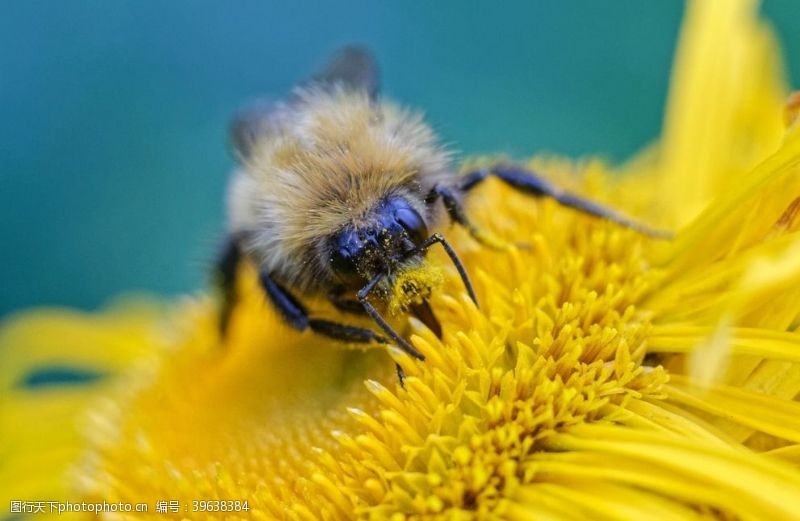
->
[1,0,798,317]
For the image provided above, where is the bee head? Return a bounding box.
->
[329,195,428,288]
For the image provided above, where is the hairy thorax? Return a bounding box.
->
[226,87,452,292]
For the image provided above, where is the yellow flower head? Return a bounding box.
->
[4,1,800,519]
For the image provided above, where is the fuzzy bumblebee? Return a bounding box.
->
[218,46,668,369]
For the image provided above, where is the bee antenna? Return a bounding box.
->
[416,233,478,307]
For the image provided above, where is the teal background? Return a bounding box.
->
[1,1,798,316]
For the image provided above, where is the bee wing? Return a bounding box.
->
[230,46,380,161]
[310,45,380,99]
[229,97,279,161]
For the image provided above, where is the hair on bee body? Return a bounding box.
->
[217,45,671,380]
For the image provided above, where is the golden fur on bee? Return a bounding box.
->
[227,85,453,293]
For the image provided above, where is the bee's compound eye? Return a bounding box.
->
[329,229,363,286]
[394,206,428,245]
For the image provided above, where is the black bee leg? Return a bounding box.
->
[327,286,368,315]
[307,318,388,343]
[458,165,673,239]
[259,271,387,345]
[428,184,516,250]
[261,272,408,383]
[215,235,242,337]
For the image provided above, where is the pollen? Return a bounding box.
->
[387,263,444,316]
[4,1,800,519]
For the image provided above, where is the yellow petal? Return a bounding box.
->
[658,0,786,226]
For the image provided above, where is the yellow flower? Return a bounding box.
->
[4,0,800,519]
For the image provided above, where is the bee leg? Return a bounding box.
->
[215,235,242,337]
[457,165,673,239]
[327,286,368,315]
[306,317,411,387]
[262,272,409,384]
[428,184,516,250]
[259,271,388,345]
[395,363,407,385]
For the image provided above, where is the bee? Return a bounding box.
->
[217,46,669,372]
